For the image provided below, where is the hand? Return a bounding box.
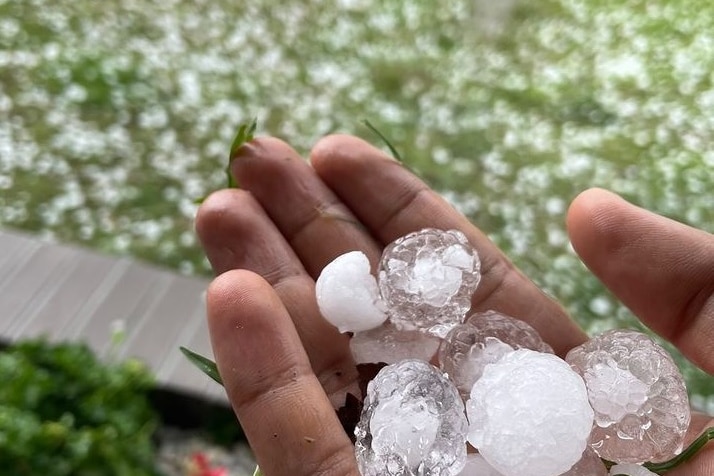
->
[195,134,714,476]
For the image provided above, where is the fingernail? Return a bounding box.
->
[231,140,259,161]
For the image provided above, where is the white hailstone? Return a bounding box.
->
[466,349,594,476]
[315,251,387,333]
[608,464,658,476]
[458,447,609,476]
[439,310,553,399]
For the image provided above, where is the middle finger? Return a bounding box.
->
[230,137,383,277]
[310,134,588,356]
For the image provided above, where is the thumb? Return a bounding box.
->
[566,188,714,373]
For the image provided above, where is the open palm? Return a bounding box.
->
[196,134,713,476]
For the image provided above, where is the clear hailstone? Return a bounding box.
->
[350,322,442,365]
[559,448,608,476]
[566,329,691,464]
[608,464,658,476]
[355,359,468,476]
[457,454,503,475]
[315,251,387,333]
[439,310,554,399]
[466,349,594,476]
[378,229,481,337]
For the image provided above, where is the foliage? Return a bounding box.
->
[180,346,222,385]
[0,0,712,397]
[0,339,161,476]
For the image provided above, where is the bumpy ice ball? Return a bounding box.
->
[566,329,690,463]
[355,359,468,476]
[439,310,553,398]
[316,251,388,333]
[378,228,481,337]
[467,349,594,476]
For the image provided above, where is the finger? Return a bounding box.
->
[230,137,382,278]
[567,188,714,372]
[196,189,358,401]
[207,270,359,476]
[311,134,587,356]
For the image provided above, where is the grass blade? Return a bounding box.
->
[179,346,223,385]
[226,118,257,188]
[195,117,258,203]
[361,119,403,162]
[229,117,258,159]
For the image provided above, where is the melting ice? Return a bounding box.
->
[566,329,690,463]
[378,229,481,337]
[355,359,468,476]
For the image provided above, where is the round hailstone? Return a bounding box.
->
[566,329,690,464]
[315,251,387,333]
[458,449,608,476]
[439,310,553,399]
[350,322,442,365]
[355,359,468,476]
[608,464,658,476]
[378,228,481,337]
[466,349,594,476]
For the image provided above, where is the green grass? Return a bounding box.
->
[0,0,712,397]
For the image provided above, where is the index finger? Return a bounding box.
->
[310,134,587,356]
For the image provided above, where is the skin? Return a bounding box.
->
[195,134,714,476]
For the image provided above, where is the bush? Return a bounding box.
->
[0,339,162,476]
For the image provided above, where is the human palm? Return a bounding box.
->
[196,134,714,476]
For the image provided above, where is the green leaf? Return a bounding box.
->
[179,347,223,385]
[252,465,263,476]
[230,117,258,159]
[194,117,258,203]
[361,119,403,162]
[226,117,258,188]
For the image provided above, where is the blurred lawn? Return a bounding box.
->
[0,0,712,397]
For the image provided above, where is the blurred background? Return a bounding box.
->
[1,0,712,473]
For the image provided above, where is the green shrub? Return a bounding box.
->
[0,339,162,476]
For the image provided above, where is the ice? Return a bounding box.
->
[559,448,607,476]
[466,349,594,476]
[583,359,649,425]
[457,454,503,475]
[608,464,658,476]
[566,329,690,464]
[439,310,553,398]
[371,397,441,468]
[442,334,514,400]
[355,359,468,476]
[315,251,387,333]
[350,322,442,365]
[455,453,605,476]
[378,229,481,337]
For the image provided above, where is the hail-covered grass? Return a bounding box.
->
[1,0,712,396]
